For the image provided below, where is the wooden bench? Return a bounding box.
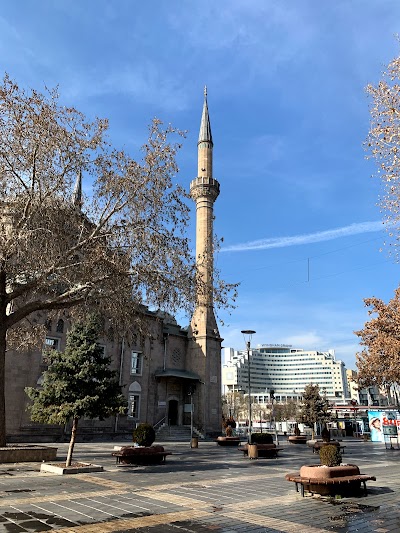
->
[111,446,171,466]
[285,471,376,497]
[238,443,283,458]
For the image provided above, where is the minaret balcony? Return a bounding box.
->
[190,176,220,193]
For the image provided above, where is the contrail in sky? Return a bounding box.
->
[220,221,386,253]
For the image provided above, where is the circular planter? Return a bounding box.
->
[299,464,361,496]
[288,435,307,444]
[117,445,168,465]
[241,443,279,458]
[216,436,240,446]
[313,440,340,450]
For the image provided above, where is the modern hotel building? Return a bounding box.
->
[222,344,349,404]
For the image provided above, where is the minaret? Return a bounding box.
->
[190,86,220,328]
[188,87,222,435]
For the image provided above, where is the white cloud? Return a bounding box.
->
[221,221,385,252]
[63,65,190,113]
[282,332,324,349]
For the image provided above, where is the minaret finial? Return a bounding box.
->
[204,85,207,98]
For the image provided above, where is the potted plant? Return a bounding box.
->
[288,424,307,444]
[297,445,363,495]
[321,426,330,443]
[216,418,240,446]
[113,423,170,465]
[238,432,282,458]
[311,425,342,453]
[133,423,156,446]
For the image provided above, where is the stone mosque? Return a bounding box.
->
[5,90,223,441]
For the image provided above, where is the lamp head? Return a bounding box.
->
[241,330,256,350]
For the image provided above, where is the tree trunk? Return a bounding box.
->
[0,269,7,447]
[66,417,79,467]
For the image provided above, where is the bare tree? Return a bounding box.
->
[0,75,236,446]
[221,391,246,420]
[366,48,400,250]
[355,288,400,389]
[357,48,400,395]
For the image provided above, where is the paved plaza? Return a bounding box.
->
[0,438,398,532]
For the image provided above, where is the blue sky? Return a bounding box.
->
[2,1,400,368]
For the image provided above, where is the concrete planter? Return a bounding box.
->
[240,443,282,458]
[112,445,171,465]
[40,462,103,475]
[216,436,240,446]
[288,436,307,444]
[0,445,57,463]
[313,440,341,451]
[299,464,361,495]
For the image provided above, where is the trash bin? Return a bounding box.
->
[248,444,258,459]
[191,437,198,448]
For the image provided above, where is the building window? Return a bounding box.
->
[56,319,64,333]
[128,394,140,418]
[44,337,59,351]
[42,337,60,365]
[130,352,142,375]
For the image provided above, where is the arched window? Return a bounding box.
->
[128,382,141,419]
[56,319,64,333]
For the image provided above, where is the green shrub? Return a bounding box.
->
[319,444,342,467]
[251,432,273,444]
[226,418,236,428]
[321,426,330,442]
[133,423,155,446]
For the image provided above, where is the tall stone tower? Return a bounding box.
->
[188,87,222,435]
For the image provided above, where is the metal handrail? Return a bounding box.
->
[153,416,166,432]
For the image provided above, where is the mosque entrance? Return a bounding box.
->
[168,399,179,425]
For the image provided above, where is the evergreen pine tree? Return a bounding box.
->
[25,315,127,466]
[299,384,331,438]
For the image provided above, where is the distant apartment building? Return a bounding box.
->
[346,369,396,407]
[222,344,349,404]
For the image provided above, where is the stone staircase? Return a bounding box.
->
[156,424,204,442]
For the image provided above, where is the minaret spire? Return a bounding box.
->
[72,170,83,210]
[198,86,213,146]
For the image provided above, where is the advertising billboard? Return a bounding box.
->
[368,411,384,442]
[368,410,400,443]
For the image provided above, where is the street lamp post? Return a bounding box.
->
[269,389,279,446]
[241,330,256,444]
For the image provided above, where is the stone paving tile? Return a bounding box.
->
[0,439,398,532]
